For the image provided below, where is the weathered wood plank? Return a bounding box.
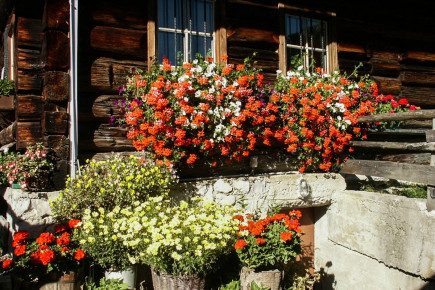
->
[92,95,123,119]
[16,17,43,48]
[370,58,400,77]
[401,86,435,107]
[350,141,435,153]
[372,76,401,95]
[16,121,43,149]
[18,48,43,70]
[379,153,431,165]
[43,71,69,101]
[337,43,366,55]
[79,124,134,152]
[401,51,435,63]
[90,57,147,90]
[40,30,70,70]
[427,131,435,142]
[15,95,45,121]
[42,0,69,31]
[401,70,435,86]
[358,110,435,123]
[227,27,279,44]
[92,3,147,29]
[340,159,435,185]
[43,111,68,134]
[90,26,147,59]
[17,70,43,92]
[45,135,69,160]
[0,122,16,145]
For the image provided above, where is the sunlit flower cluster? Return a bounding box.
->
[0,143,54,191]
[233,210,303,270]
[270,67,413,172]
[116,56,266,166]
[2,220,85,282]
[50,154,178,220]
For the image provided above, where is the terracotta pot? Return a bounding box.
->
[151,268,205,290]
[239,267,282,290]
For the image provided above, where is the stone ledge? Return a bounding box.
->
[171,173,346,215]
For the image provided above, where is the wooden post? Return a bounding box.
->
[428,118,435,211]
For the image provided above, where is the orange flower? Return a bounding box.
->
[36,233,55,245]
[280,232,293,242]
[74,249,86,261]
[256,238,266,245]
[235,239,247,250]
[14,245,26,256]
[2,259,13,269]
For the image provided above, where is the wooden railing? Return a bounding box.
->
[340,109,435,210]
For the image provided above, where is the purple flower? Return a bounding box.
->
[121,100,126,105]
[119,87,124,94]
[132,68,136,73]
[113,100,119,106]
[109,116,116,125]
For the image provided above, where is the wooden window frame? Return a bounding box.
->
[278,3,337,74]
[147,0,226,70]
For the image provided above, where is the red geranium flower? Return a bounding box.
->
[235,239,247,250]
[39,250,56,266]
[74,249,86,261]
[36,233,55,245]
[2,259,13,269]
[56,232,71,246]
[14,245,26,256]
[13,231,29,244]
[280,232,293,242]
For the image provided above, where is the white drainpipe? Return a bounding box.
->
[69,0,79,178]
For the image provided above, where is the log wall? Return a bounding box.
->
[0,0,70,188]
[71,0,435,158]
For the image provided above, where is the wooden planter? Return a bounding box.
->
[0,95,14,111]
[151,268,205,290]
[239,267,282,290]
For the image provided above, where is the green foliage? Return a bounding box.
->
[84,277,129,290]
[219,280,240,290]
[251,281,271,290]
[50,154,178,220]
[0,79,14,96]
[361,182,427,199]
[288,270,321,290]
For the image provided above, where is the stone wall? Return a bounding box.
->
[315,190,435,289]
[172,173,345,216]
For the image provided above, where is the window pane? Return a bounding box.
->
[312,51,327,70]
[158,0,182,29]
[287,47,303,70]
[189,0,214,33]
[159,31,184,64]
[312,19,326,49]
[190,35,213,60]
[287,15,301,46]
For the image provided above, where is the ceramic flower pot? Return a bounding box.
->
[151,268,205,290]
[239,267,282,290]
[105,266,137,289]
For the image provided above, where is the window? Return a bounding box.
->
[278,5,337,73]
[158,0,214,65]
[285,15,328,71]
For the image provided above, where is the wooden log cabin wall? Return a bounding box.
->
[1,0,435,171]
[0,0,70,188]
[76,0,435,162]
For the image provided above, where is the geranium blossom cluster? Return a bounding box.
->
[116,56,266,166]
[117,58,415,172]
[2,220,85,281]
[233,210,302,270]
[0,143,54,190]
[268,67,413,172]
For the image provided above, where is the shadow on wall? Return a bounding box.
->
[315,261,336,290]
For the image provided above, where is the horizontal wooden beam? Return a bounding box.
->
[427,131,435,142]
[357,110,435,123]
[350,141,435,152]
[340,159,435,185]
